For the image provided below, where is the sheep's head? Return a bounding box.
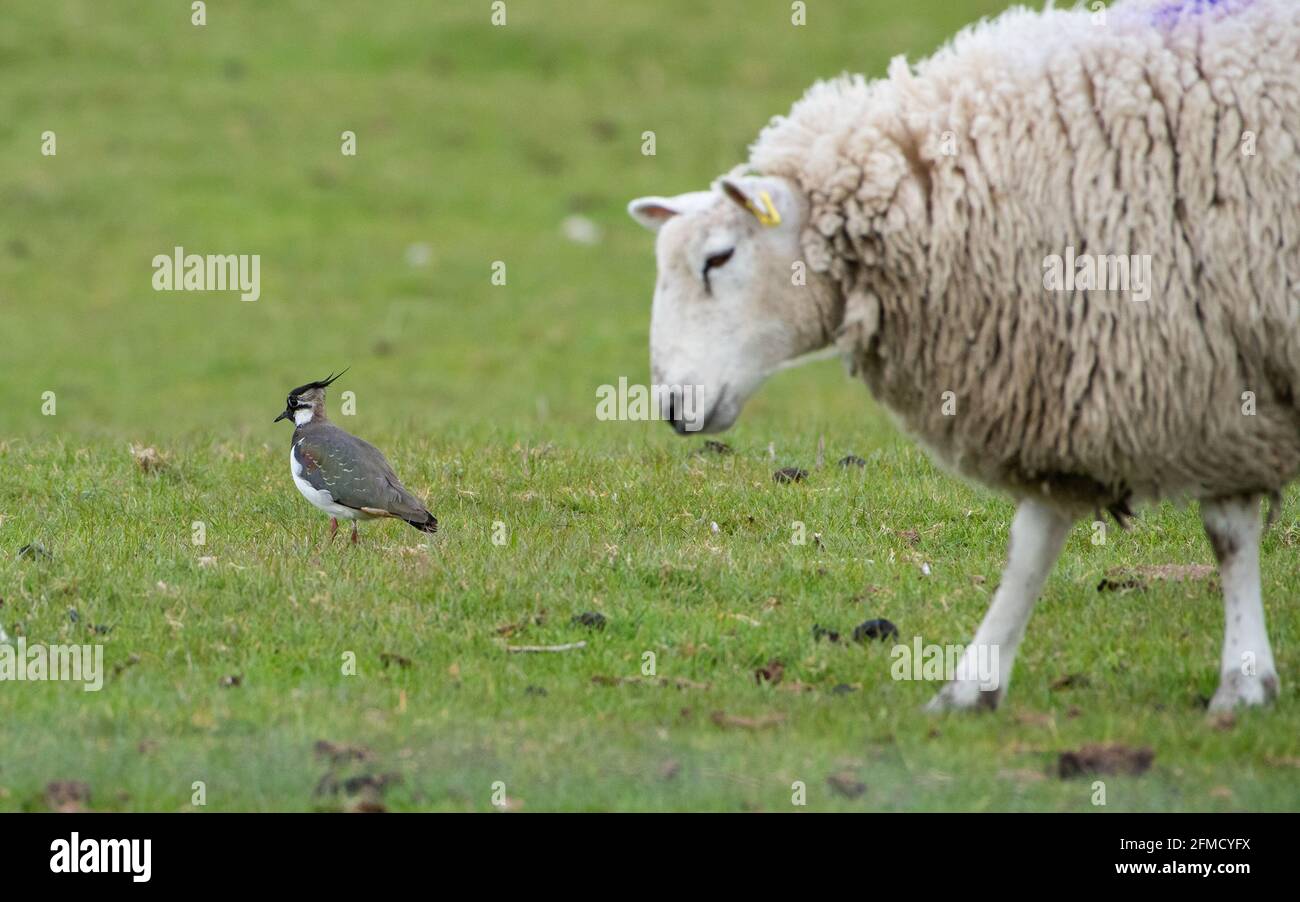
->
[627,175,837,434]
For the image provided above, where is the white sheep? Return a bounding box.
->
[628,0,1299,711]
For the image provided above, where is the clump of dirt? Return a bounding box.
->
[1050,673,1091,691]
[853,618,899,643]
[754,659,784,686]
[710,711,786,730]
[812,623,841,643]
[571,611,606,630]
[313,740,373,765]
[826,772,867,798]
[1097,564,1215,592]
[129,444,167,474]
[1056,743,1154,779]
[591,674,710,690]
[45,781,91,812]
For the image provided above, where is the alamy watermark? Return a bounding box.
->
[1043,246,1152,303]
[152,246,261,302]
[596,377,706,431]
[1,639,104,691]
[50,833,151,882]
[891,637,1000,691]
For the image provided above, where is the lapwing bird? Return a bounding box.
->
[275,371,438,544]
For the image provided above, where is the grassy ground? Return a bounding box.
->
[0,1,1296,812]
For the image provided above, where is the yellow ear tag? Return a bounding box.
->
[747,191,782,227]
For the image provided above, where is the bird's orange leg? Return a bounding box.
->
[350,523,360,546]
[328,517,339,541]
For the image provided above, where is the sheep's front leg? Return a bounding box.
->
[1201,495,1280,710]
[926,497,1072,711]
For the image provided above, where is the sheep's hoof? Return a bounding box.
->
[925,681,1003,712]
[1207,669,1279,711]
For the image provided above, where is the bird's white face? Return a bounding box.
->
[275,373,346,427]
[628,176,837,434]
[274,386,326,426]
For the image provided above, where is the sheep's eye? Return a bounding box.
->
[704,249,734,272]
[701,248,734,292]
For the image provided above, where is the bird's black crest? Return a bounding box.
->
[289,368,349,398]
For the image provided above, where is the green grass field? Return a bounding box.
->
[0,0,1296,812]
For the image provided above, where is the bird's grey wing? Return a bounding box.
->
[292,436,335,494]
[300,428,429,519]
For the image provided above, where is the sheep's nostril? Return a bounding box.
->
[663,387,690,434]
[664,386,685,424]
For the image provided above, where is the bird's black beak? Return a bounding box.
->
[274,409,291,423]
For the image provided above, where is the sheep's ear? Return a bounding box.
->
[719,176,793,229]
[627,191,712,232]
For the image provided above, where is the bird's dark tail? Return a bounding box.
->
[405,511,438,534]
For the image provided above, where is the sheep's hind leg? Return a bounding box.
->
[926,497,1072,711]
[1201,495,1280,710]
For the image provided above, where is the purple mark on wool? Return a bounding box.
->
[1152,0,1249,27]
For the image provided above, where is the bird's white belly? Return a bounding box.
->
[290,443,363,520]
